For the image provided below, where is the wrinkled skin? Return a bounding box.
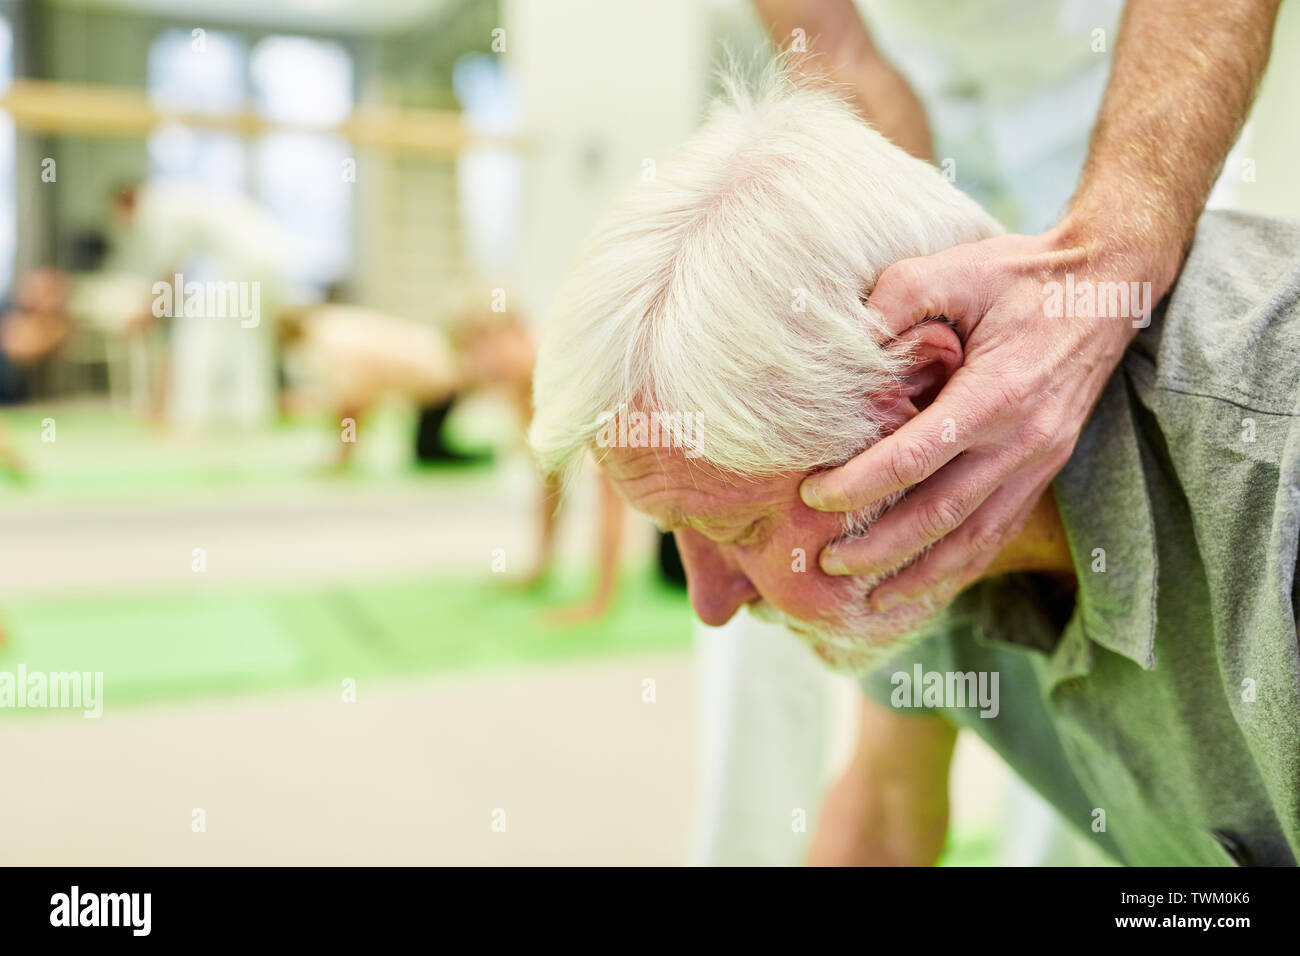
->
[602,445,961,673]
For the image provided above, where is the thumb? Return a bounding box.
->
[867,247,984,340]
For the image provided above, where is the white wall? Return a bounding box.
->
[505,0,709,323]
[1229,0,1300,218]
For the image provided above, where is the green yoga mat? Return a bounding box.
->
[0,405,498,507]
[0,567,694,712]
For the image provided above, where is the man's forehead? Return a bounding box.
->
[603,445,718,482]
[600,444,783,486]
[600,445,796,517]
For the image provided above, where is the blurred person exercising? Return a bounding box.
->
[280,303,625,623]
[277,303,464,467]
[0,268,74,480]
[109,181,290,426]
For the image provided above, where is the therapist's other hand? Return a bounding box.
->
[801,227,1163,608]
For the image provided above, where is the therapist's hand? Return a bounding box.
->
[800,226,1167,608]
[796,0,1282,605]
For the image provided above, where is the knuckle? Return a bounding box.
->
[881,259,933,313]
[1019,405,1082,457]
[1017,416,1060,452]
[966,519,1007,556]
[884,257,922,292]
[888,440,932,489]
[916,497,966,543]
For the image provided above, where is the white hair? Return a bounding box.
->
[530,60,1002,484]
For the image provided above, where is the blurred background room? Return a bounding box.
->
[0,0,1297,865]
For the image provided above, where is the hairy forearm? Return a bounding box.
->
[1062,0,1280,294]
[843,59,934,161]
[751,0,934,160]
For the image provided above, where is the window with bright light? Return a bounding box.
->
[142,29,354,290]
[146,29,247,190]
[251,35,354,287]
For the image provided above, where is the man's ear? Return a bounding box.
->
[874,320,964,422]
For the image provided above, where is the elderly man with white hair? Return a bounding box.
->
[529,64,1300,866]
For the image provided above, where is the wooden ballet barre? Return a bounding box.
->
[0,79,521,156]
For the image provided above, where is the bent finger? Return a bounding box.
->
[819,445,1017,576]
[866,468,1055,610]
[802,369,1004,512]
[866,249,984,339]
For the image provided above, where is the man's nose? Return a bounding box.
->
[675,530,760,627]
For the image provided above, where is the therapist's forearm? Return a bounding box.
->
[844,58,934,162]
[1058,0,1280,296]
[751,0,934,160]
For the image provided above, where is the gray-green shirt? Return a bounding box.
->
[864,210,1300,866]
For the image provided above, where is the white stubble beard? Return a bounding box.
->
[748,490,946,675]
